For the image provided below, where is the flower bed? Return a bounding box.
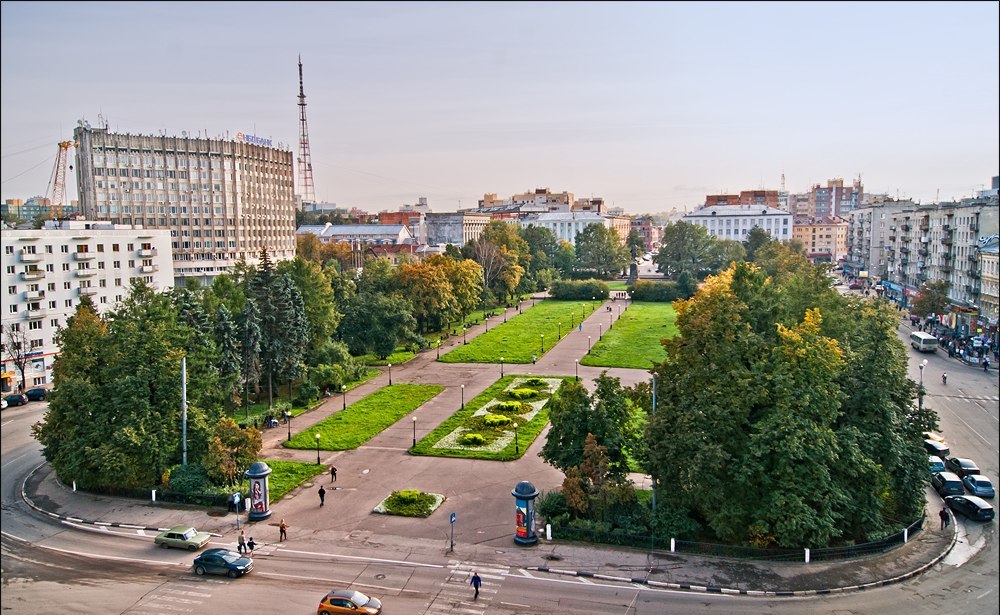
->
[373,489,445,518]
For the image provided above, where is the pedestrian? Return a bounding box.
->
[318,485,326,507]
[246,536,256,555]
[984,358,990,372]
[330,465,338,483]
[939,507,950,530]
[237,529,247,554]
[470,571,482,599]
[279,518,287,542]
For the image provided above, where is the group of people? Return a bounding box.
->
[236,530,256,555]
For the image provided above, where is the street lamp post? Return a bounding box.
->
[558,322,561,339]
[437,340,441,359]
[588,335,592,353]
[315,433,321,465]
[513,422,519,455]
[599,323,603,339]
[918,359,928,412]
[575,359,579,381]
[461,384,465,409]
[387,363,392,385]
[500,357,504,378]
[464,325,467,345]
[341,385,347,410]
[592,296,595,312]
[287,411,292,442]
[412,416,417,447]
[540,333,544,354]
[485,316,489,332]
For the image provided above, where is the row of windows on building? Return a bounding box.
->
[7,274,145,297]
[5,242,141,255]
[7,260,146,274]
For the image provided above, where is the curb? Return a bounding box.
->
[528,520,958,598]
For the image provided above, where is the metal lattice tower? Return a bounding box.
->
[297,55,316,207]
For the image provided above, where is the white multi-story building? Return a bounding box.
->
[74,123,296,286]
[1,220,173,391]
[518,212,617,247]
[682,205,793,242]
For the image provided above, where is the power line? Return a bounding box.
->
[0,154,54,185]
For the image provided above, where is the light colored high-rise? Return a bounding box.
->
[73,123,296,286]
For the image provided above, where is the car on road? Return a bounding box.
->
[317,589,383,615]
[25,388,48,402]
[923,439,950,458]
[192,548,253,578]
[945,457,981,478]
[928,456,946,474]
[848,282,863,290]
[962,475,995,498]
[931,471,964,496]
[944,495,995,522]
[154,525,213,551]
[4,393,28,407]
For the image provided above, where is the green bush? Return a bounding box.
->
[508,388,538,400]
[523,378,548,388]
[383,489,438,517]
[483,413,511,427]
[628,280,681,302]
[550,279,610,300]
[460,433,486,445]
[163,463,210,494]
[295,381,320,406]
[493,401,527,414]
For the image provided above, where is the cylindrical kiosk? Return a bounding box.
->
[245,461,273,521]
[512,481,540,545]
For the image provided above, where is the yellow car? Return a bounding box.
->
[154,525,213,551]
[317,589,383,615]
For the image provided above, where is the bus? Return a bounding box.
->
[910,331,938,352]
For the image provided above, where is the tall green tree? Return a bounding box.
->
[239,298,262,416]
[339,293,419,359]
[910,280,950,318]
[654,221,715,280]
[278,257,341,359]
[397,260,458,332]
[214,304,242,410]
[574,224,629,279]
[742,226,774,261]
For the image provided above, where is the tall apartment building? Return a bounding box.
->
[845,200,913,280]
[807,178,864,218]
[791,217,848,263]
[1,220,173,391]
[630,217,662,251]
[425,212,492,246]
[979,238,999,332]
[74,124,296,286]
[682,205,792,242]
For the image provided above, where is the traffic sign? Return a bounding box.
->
[233,493,241,503]
[450,512,456,524]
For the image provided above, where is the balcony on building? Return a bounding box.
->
[20,270,45,281]
[918,248,928,257]
[942,265,952,273]
[901,224,911,232]
[74,268,97,278]
[900,246,910,253]
[78,287,97,296]
[73,252,96,261]
[23,290,45,301]
[25,307,47,320]
[19,250,42,263]
[920,236,929,243]
[138,248,158,257]
[942,253,952,261]
[941,236,952,245]
[943,224,952,232]
[139,264,159,273]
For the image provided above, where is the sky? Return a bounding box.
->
[1,1,997,215]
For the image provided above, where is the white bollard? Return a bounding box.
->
[903,528,908,543]
[804,548,810,563]
[546,524,552,541]
[72,481,77,492]
[670,538,675,553]
[151,489,157,502]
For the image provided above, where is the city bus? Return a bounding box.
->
[910,331,938,352]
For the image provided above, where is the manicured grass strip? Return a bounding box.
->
[411,375,569,461]
[360,349,416,366]
[228,368,379,425]
[258,459,328,503]
[606,281,629,290]
[580,302,677,369]
[440,300,598,364]
[284,384,444,450]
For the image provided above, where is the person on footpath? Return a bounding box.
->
[279,518,287,542]
[237,529,247,554]
[470,571,482,599]
[330,465,337,483]
[246,536,256,555]
[939,507,950,530]
[318,485,326,507]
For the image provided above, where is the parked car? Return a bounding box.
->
[848,282,863,290]
[192,548,253,578]
[931,471,964,496]
[962,475,995,499]
[944,495,995,522]
[1,398,7,410]
[154,525,213,551]
[945,457,981,478]
[4,393,28,407]
[25,388,48,402]
[928,456,946,474]
[317,589,383,615]
[924,439,950,458]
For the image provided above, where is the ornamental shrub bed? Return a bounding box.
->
[374,489,444,517]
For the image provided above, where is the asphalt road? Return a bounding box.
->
[2,298,997,614]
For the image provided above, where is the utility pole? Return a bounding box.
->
[297,55,316,208]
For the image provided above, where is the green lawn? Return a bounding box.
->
[359,349,416,366]
[411,375,567,461]
[439,300,598,363]
[259,459,329,502]
[580,302,677,369]
[228,368,379,426]
[284,384,444,450]
[606,281,629,290]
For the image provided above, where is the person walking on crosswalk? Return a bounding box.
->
[470,571,482,599]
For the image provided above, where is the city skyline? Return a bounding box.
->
[1,1,997,215]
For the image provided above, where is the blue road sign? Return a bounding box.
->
[450,512,456,524]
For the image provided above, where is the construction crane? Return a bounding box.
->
[45,140,75,220]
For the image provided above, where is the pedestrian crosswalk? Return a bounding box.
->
[422,560,507,615]
[122,578,225,614]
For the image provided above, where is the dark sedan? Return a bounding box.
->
[946,457,981,478]
[192,548,253,578]
[4,393,28,407]
[944,495,995,522]
[25,388,48,401]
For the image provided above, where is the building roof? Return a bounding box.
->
[297,223,410,237]
[521,212,607,223]
[685,205,790,218]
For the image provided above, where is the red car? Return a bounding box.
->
[848,282,863,290]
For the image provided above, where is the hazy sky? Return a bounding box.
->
[2,1,997,214]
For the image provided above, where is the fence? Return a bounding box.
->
[550,515,925,563]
